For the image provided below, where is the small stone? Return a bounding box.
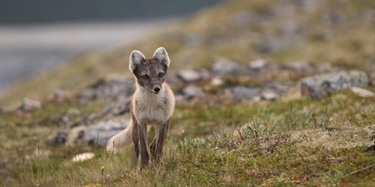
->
[52,132,68,145]
[71,152,95,162]
[365,143,375,152]
[261,90,279,100]
[177,70,202,83]
[181,85,204,100]
[249,59,267,70]
[286,62,311,72]
[228,86,261,101]
[212,59,244,77]
[211,78,224,86]
[350,87,374,97]
[253,96,262,102]
[19,98,41,112]
[53,89,66,102]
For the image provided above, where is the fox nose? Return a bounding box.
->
[154,87,161,93]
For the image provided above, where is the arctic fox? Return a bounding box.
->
[107,47,175,170]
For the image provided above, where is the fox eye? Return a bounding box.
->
[141,75,149,79]
[158,72,165,78]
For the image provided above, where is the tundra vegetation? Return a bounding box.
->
[1,0,374,186]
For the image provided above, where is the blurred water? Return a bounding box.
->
[0,19,174,95]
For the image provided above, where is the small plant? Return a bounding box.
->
[280,104,333,130]
[241,114,278,142]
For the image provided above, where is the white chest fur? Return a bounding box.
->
[133,85,174,125]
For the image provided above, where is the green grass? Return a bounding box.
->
[2,86,374,186]
[1,0,375,186]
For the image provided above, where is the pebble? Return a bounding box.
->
[212,59,244,77]
[177,70,202,82]
[181,85,204,100]
[261,90,279,100]
[19,98,41,112]
[249,59,267,70]
[228,86,261,101]
[71,152,95,162]
[350,87,374,97]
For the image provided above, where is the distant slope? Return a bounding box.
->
[1,0,374,106]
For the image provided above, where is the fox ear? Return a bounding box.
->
[153,47,170,67]
[129,50,145,71]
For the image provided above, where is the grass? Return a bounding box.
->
[1,0,375,186]
[2,86,374,186]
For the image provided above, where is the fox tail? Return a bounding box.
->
[106,119,133,152]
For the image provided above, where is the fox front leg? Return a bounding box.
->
[139,123,149,170]
[131,119,139,169]
[150,119,169,165]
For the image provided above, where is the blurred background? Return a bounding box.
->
[0,0,374,105]
[0,0,222,95]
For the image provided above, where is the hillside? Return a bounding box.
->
[1,0,374,186]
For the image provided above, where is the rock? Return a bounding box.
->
[227,86,261,101]
[316,63,337,73]
[211,78,224,86]
[212,59,245,77]
[68,126,86,145]
[249,59,267,70]
[79,76,135,102]
[365,143,375,152]
[285,62,311,72]
[19,98,41,112]
[81,119,128,147]
[177,70,202,83]
[180,85,204,100]
[52,132,68,145]
[269,83,290,94]
[301,70,372,99]
[350,87,374,97]
[71,152,95,162]
[53,89,66,102]
[261,90,279,100]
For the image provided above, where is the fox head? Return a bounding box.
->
[129,47,170,94]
